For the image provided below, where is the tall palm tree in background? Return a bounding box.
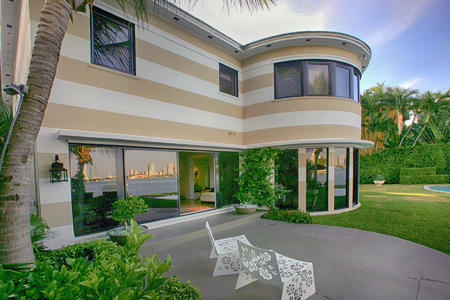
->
[412,89,450,146]
[0,0,274,265]
[386,87,418,136]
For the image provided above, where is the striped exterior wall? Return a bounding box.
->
[27,1,365,243]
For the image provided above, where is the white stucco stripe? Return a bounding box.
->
[38,178,72,205]
[242,87,274,106]
[36,127,70,153]
[50,79,244,132]
[244,111,361,132]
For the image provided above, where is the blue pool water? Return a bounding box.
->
[425,185,450,193]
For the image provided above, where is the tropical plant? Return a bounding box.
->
[236,148,287,209]
[0,0,275,265]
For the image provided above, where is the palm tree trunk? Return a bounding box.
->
[397,112,404,136]
[0,0,72,264]
[412,123,427,147]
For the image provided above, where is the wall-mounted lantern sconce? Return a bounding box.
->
[49,155,68,183]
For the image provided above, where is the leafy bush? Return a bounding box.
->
[374,174,385,181]
[236,148,288,209]
[262,208,312,224]
[36,239,121,269]
[0,220,186,299]
[399,175,449,184]
[156,277,201,300]
[361,143,449,184]
[112,196,149,230]
[400,167,436,176]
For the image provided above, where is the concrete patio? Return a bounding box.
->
[140,211,450,299]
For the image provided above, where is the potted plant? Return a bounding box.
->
[374,174,385,186]
[107,195,149,245]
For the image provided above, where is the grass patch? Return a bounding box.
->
[312,184,450,254]
[142,196,178,208]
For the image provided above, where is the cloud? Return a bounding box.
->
[366,0,435,46]
[399,77,424,89]
[185,0,333,44]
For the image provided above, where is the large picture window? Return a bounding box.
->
[306,148,328,212]
[219,63,238,97]
[274,59,360,101]
[307,63,330,95]
[334,148,349,209]
[274,61,302,99]
[91,7,135,74]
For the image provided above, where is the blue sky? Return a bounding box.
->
[186,0,450,93]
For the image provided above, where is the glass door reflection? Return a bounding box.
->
[124,149,179,222]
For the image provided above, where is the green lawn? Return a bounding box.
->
[312,184,450,254]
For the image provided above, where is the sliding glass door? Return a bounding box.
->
[124,149,179,222]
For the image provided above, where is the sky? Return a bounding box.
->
[178,0,450,93]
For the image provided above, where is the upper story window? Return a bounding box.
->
[219,63,238,97]
[91,7,135,75]
[274,61,302,99]
[274,60,360,102]
[307,63,330,96]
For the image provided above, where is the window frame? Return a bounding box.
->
[90,6,136,75]
[219,63,239,97]
[273,59,360,101]
[274,60,303,99]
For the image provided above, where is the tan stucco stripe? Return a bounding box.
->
[244,97,361,118]
[243,73,273,93]
[37,153,69,179]
[244,125,361,145]
[42,103,244,145]
[40,202,73,227]
[136,40,219,85]
[30,0,240,68]
[56,56,243,119]
[242,46,362,70]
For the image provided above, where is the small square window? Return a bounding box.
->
[219,63,238,97]
[91,7,135,74]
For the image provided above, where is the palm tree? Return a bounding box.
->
[361,84,385,152]
[412,89,450,146]
[0,0,275,265]
[386,87,418,136]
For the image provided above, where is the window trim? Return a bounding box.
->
[90,6,136,75]
[219,63,239,97]
[274,60,303,99]
[273,59,360,102]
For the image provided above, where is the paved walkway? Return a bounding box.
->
[140,211,450,300]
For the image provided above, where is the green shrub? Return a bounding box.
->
[400,167,436,176]
[156,277,201,300]
[374,174,385,181]
[399,175,449,184]
[36,239,121,268]
[262,208,312,224]
[361,143,450,184]
[1,220,183,299]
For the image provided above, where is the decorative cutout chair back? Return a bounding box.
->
[237,240,282,286]
[205,221,216,251]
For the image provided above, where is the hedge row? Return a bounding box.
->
[400,175,449,184]
[360,143,450,184]
[399,167,437,176]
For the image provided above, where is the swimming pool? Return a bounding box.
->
[424,185,450,194]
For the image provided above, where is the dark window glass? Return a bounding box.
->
[91,7,135,74]
[307,64,330,95]
[275,149,298,209]
[218,152,240,207]
[124,149,179,223]
[274,62,301,99]
[219,63,238,96]
[352,72,360,102]
[353,149,360,205]
[306,148,328,212]
[70,145,122,236]
[336,66,350,98]
[334,148,349,209]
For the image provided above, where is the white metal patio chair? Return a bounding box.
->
[205,221,252,276]
[236,240,315,300]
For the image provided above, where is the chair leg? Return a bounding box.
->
[209,248,218,259]
[213,252,241,277]
[235,271,256,290]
